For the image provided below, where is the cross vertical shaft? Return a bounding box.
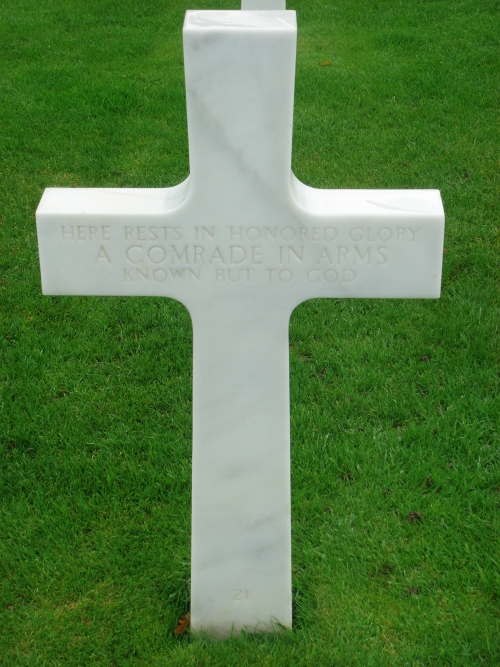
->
[183,11,297,204]
[191,300,292,634]
[183,11,298,635]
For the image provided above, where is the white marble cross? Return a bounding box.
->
[36,6,444,638]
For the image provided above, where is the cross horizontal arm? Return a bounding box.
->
[36,178,444,304]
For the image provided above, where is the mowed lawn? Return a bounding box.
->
[1,0,499,665]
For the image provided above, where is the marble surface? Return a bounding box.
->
[36,9,445,637]
[241,0,286,8]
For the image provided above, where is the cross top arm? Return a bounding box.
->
[36,9,444,312]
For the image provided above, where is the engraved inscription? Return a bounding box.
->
[229,226,338,242]
[233,589,248,601]
[96,246,112,263]
[124,226,182,241]
[348,226,419,242]
[61,225,111,241]
[57,223,422,287]
[123,268,200,283]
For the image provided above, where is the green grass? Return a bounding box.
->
[1,0,499,664]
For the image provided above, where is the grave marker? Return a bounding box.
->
[36,5,445,638]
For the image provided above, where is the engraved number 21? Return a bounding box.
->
[233,589,248,601]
